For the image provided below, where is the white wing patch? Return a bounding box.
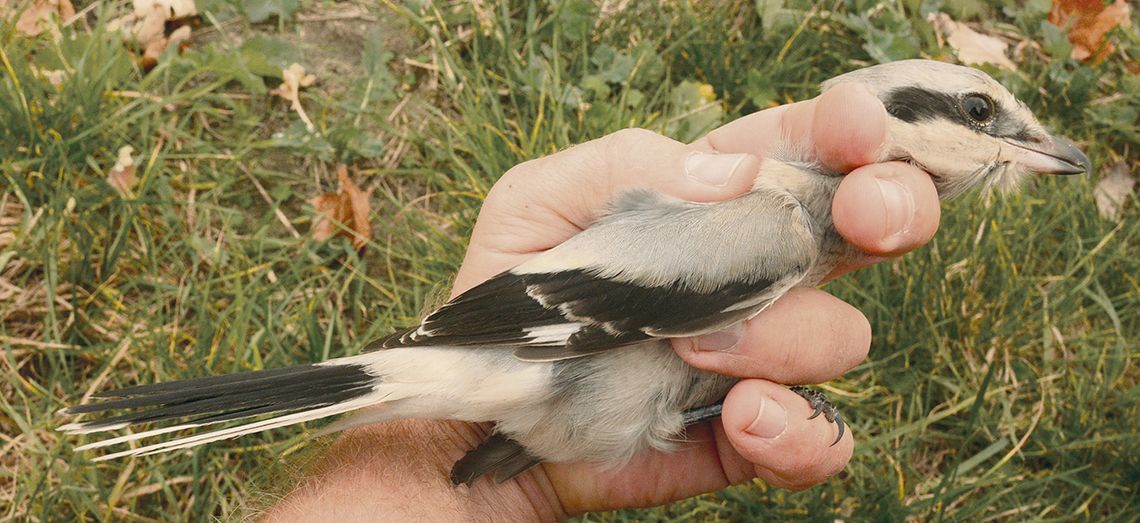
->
[524,323,585,345]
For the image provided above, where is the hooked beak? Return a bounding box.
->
[1004,135,1091,175]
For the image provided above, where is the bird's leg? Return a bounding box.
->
[682,388,846,446]
[681,402,723,425]
[789,386,846,446]
[450,433,541,487]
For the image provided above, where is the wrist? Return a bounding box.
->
[263,419,566,522]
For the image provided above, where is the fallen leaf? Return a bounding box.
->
[109,0,199,70]
[1094,161,1135,221]
[31,65,67,86]
[310,166,372,250]
[272,63,317,131]
[107,146,137,197]
[1049,0,1132,63]
[929,13,1016,70]
[137,5,169,44]
[14,0,75,38]
[142,24,192,69]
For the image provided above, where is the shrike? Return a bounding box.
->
[61,60,1089,486]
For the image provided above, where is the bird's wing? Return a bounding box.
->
[372,187,819,361]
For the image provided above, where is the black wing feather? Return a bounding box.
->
[377,268,778,357]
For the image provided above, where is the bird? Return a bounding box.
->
[60,60,1089,486]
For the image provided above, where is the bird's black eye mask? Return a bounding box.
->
[882,86,1035,142]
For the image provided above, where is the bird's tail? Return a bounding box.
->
[58,355,387,461]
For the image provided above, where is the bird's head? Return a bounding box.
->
[822,59,1090,199]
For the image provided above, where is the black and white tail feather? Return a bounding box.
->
[59,359,383,461]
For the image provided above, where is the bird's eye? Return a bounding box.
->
[961,94,995,123]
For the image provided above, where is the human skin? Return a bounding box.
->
[262,83,940,522]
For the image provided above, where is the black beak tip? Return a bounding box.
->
[1072,154,1091,175]
[1052,137,1091,176]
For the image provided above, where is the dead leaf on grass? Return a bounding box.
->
[1049,0,1133,63]
[929,13,1016,70]
[13,0,75,38]
[107,146,137,197]
[108,0,200,70]
[310,166,372,250]
[272,63,318,131]
[142,24,192,68]
[30,65,68,86]
[1094,162,1135,221]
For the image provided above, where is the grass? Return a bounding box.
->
[2,0,1138,520]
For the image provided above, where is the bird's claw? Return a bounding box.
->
[789,386,846,446]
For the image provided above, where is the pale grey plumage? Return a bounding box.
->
[60,60,1089,484]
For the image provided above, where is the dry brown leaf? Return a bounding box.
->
[1094,161,1135,221]
[30,65,67,86]
[1049,0,1133,63]
[272,63,318,131]
[109,0,198,70]
[310,166,372,250]
[107,146,137,197]
[134,4,169,45]
[929,13,1016,70]
[14,0,75,38]
[141,24,192,69]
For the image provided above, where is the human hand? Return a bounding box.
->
[264,84,940,521]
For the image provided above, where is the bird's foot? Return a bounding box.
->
[789,386,845,446]
[682,388,846,446]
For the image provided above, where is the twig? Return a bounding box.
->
[62,2,99,27]
[297,12,378,23]
[0,335,79,350]
[239,166,302,239]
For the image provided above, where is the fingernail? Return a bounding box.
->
[875,175,916,242]
[685,152,750,187]
[746,395,787,438]
[692,323,744,352]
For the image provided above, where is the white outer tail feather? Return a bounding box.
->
[88,392,387,461]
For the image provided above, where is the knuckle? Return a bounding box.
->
[597,127,672,191]
[601,128,665,164]
[606,127,659,146]
[498,160,538,186]
[485,160,541,206]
